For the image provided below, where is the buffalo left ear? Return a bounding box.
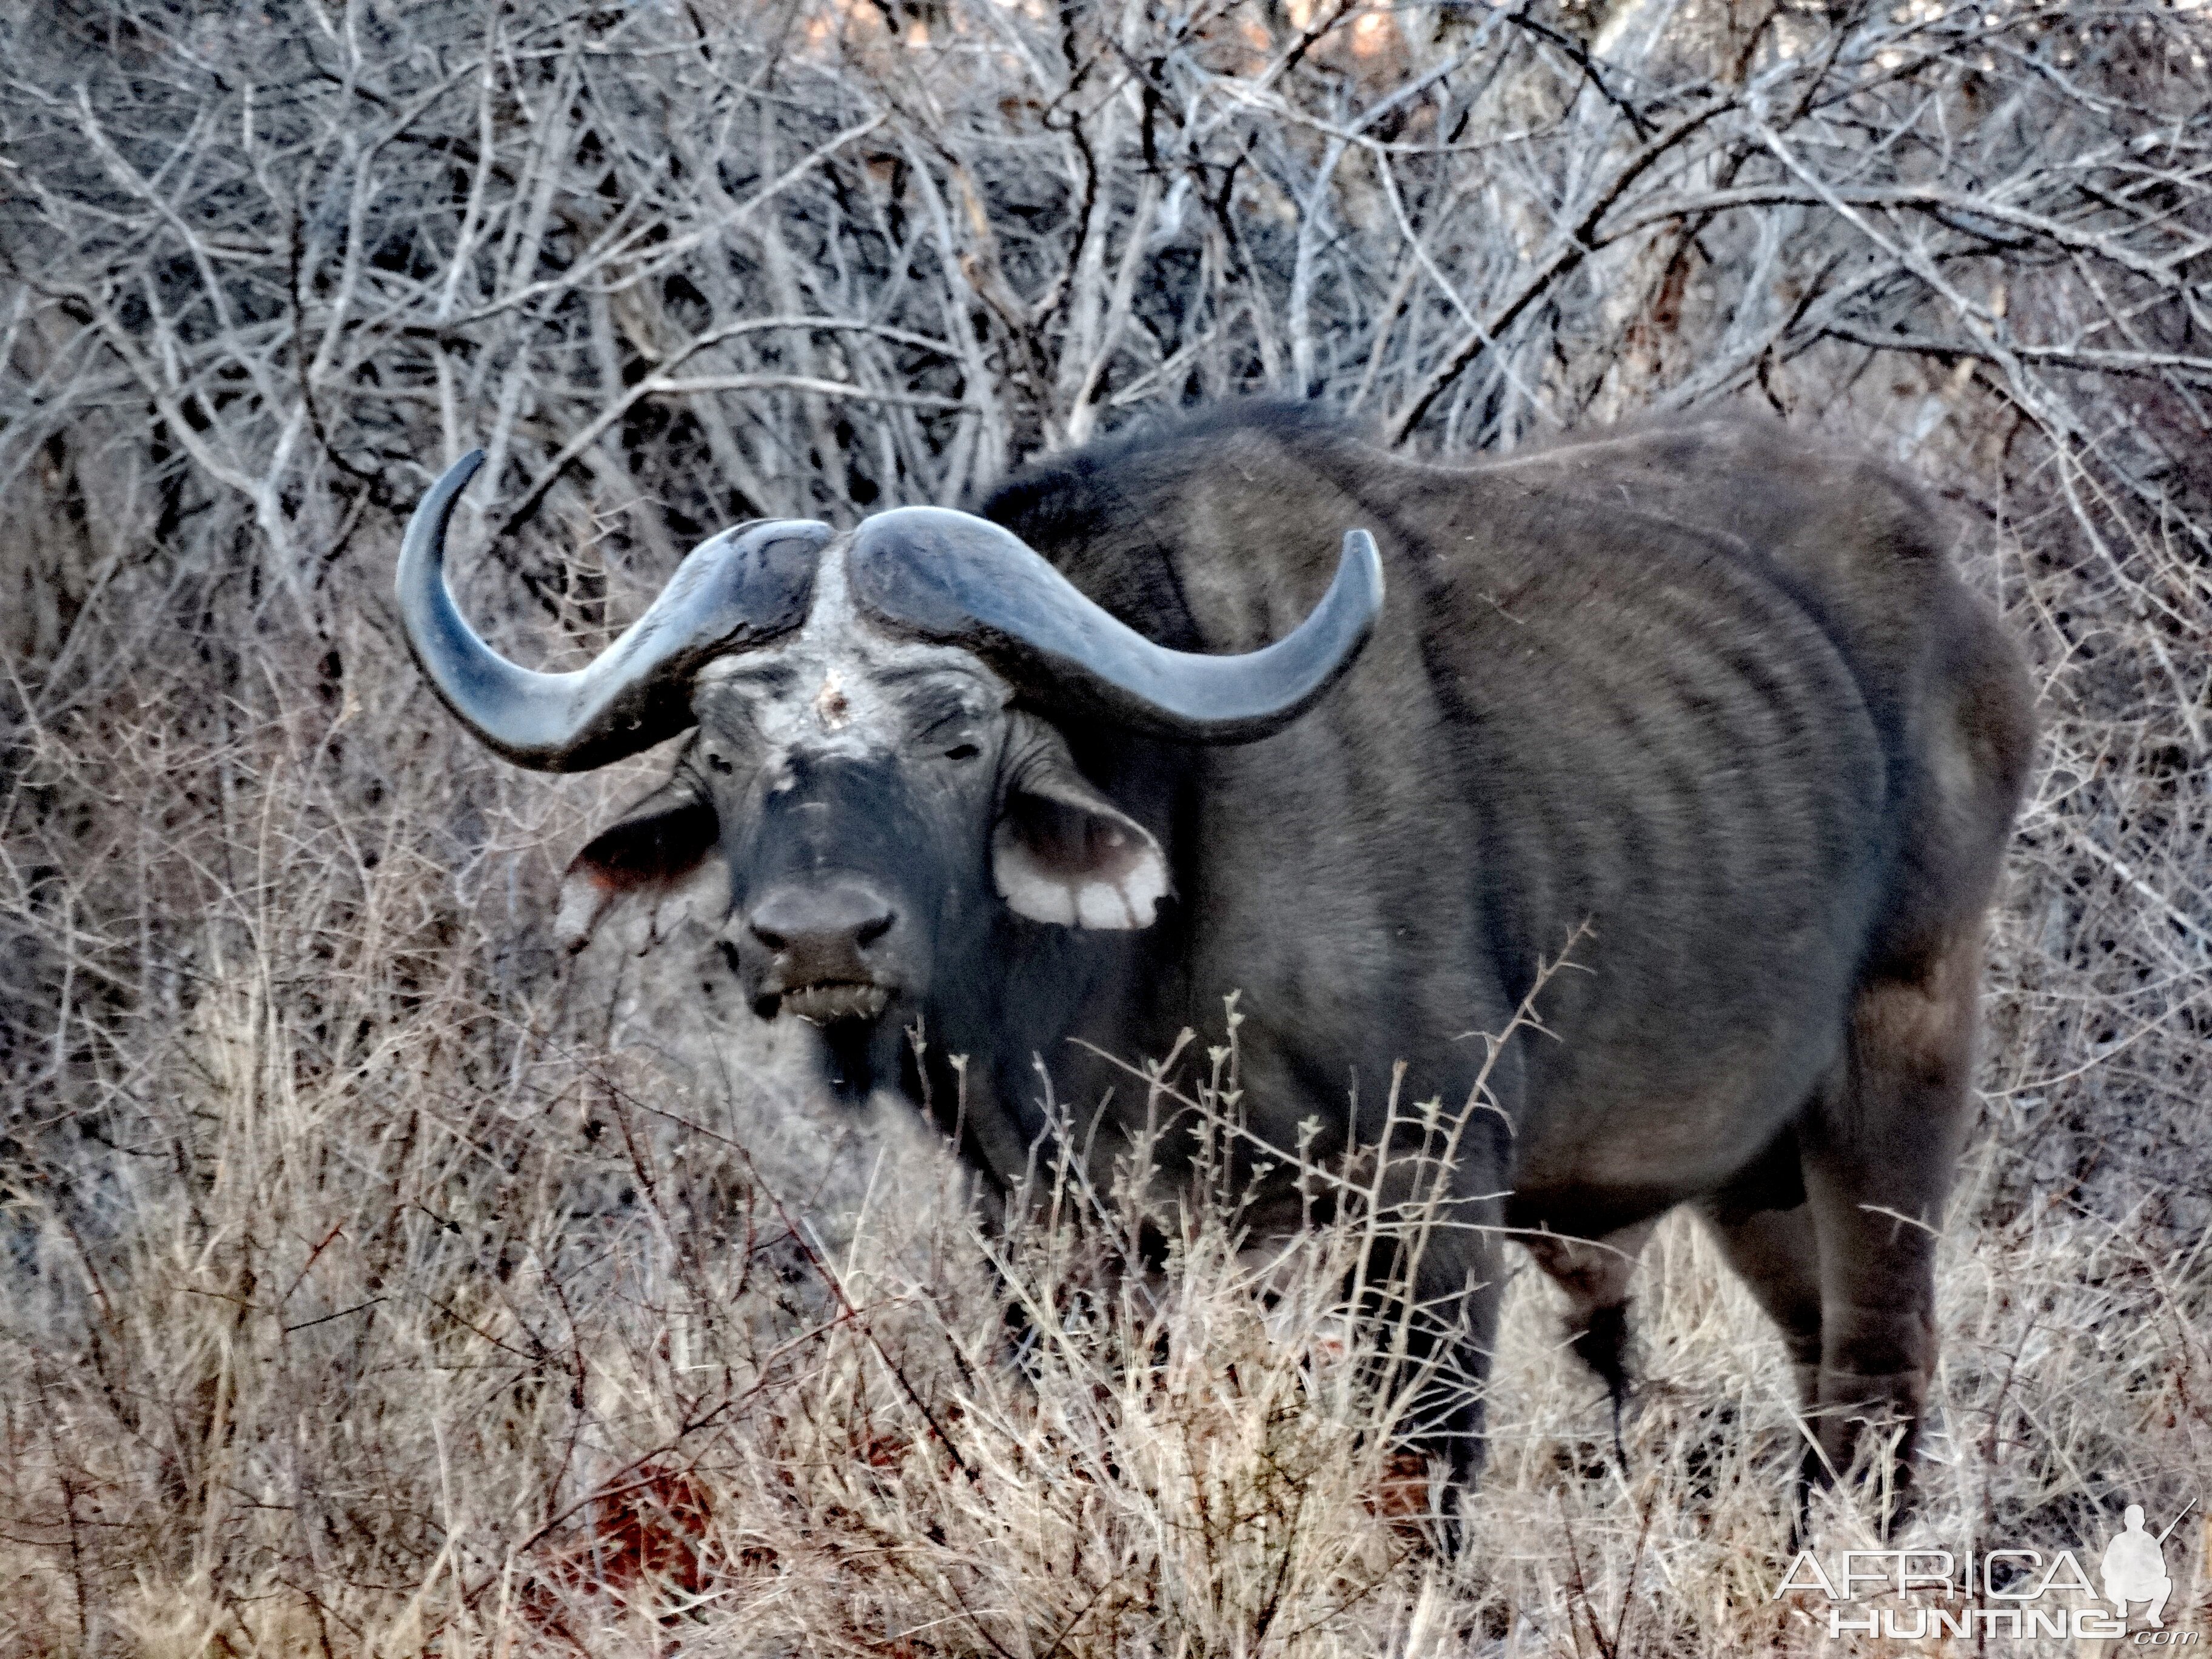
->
[554,777,719,952]
[993,725,1169,930]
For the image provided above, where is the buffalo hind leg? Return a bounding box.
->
[1698,1125,1823,1411]
[1698,1171,1824,1535]
[1800,932,1982,1529]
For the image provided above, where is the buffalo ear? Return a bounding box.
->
[992,729,1169,930]
[554,778,719,952]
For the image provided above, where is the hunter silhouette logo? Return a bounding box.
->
[1773,1498,2199,1641]
[2102,1503,2186,1629]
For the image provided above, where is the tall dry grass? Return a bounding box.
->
[1,0,2208,1652]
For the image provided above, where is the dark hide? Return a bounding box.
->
[963,404,2033,1509]
[547,403,2034,1517]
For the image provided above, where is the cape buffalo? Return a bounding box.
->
[396,403,2032,1515]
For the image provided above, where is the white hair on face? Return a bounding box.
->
[693,535,1169,933]
[695,537,1011,754]
[991,819,1170,931]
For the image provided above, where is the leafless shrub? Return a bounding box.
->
[0,0,2206,1651]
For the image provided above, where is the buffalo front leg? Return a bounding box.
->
[1370,1200,1506,1550]
[1800,933,1982,1525]
[1398,1222,1505,1486]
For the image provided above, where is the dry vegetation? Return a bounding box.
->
[1,0,2208,1651]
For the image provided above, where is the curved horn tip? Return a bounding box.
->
[438,447,488,500]
[399,449,490,580]
[1339,528,1384,608]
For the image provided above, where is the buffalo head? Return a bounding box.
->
[397,451,1381,1089]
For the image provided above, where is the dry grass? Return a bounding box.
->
[2,0,2208,1652]
[0,626,2205,1655]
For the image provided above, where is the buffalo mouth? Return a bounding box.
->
[769,980,892,1025]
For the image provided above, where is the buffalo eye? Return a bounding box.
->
[705,750,734,774]
[943,742,981,762]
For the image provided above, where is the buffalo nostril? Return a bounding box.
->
[743,883,896,975]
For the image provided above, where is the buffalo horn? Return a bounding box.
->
[396,451,828,771]
[846,507,1384,743]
